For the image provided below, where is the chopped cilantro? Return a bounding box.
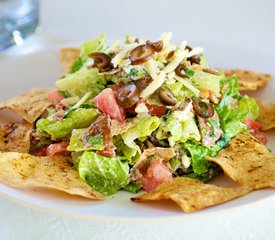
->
[128,68,139,77]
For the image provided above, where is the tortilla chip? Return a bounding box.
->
[0,122,33,153]
[224,69,272,91]
[132,177,252,213]
[256,99,275,130]
[206,132,275,189]
[0,152,104,199]
[0,88,51,123]
[59,48,80,73]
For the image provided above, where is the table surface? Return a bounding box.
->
[1,0,275,239]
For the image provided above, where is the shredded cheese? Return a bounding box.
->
[175,76,200,96]
[111,43,138,68]
[140,71,166,98]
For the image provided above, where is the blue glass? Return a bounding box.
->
[0,0,39,51]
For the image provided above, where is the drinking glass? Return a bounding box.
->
[0,0,39,51]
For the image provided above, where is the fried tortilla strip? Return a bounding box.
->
[132,177,252,213]
[224,69,272,91]
[0,152,104,199]
[0,88,51,123]
[59,48,80,73]
[256,99,275,131]
[0,122,33,153]
[206,132,275,189]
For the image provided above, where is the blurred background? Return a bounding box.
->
[1,0,275,57]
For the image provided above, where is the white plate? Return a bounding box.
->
[0,43,274,223]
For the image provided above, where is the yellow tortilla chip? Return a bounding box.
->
[256,99,275,130]
[0,88,51,123]
[224,69,272,91]
[0,152,104,199]
[132,177,252,213]
[206,132,275,189]
[0,122,33,153]
[59,48,80,73]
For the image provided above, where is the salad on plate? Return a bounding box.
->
[0,32,274,212]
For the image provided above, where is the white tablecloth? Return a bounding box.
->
[1,0,275,239]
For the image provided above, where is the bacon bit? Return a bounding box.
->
[84,115,116,157]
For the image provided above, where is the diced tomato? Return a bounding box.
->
[145,103,167,117]
[251,131,267,145]
[34,146,48,156]
[46,142,69,157]
[92,88,125,122]
[48,91,64,105]
[244,118,262,131]
[244,118,267,144]
[138,159,172,192]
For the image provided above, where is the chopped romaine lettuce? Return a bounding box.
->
[80,34,106,60]
[55,68,107,97]
[123,182,141,193]
[68,128,104,152]
[184,141,211,174]
[78,151,129,196]
[192,71,221,95]
[121,116,160,162]
[216,76,258,139]
[157,113,200,146]
[36,108,98,139]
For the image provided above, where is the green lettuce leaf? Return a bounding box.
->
[121,116,160,161]
[78,151,129,196]
[36,108,98,139]
[55,68,107,97]
[123,182,141,193]
[184,141,211,174]
[191,71,221,95]
[68,128,104,152]
[216,76,259,139]
[157,113,200,146]
[80,34,106,60]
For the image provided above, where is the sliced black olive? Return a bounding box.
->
[188,54,201,65]
[129,44,155,65]
[89,52,111,69]
[166,50,174,60]
[175,64,189,78]
[118,84,140,108]
[158,88,177,106]
[192,99,214,118]
[146,40,163,52]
